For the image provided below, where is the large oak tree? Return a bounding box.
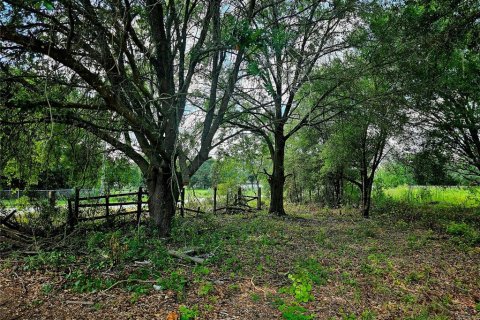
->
[0,0,259,236]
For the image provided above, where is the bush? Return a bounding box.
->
[446,222,479,245]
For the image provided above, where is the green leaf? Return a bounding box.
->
[43,1,54,10]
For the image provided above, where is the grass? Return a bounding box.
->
[0,203,479,319]
[381,185,480,207]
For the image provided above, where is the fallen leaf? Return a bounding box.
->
[166,311,179,320]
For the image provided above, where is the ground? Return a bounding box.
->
[0,204,479,320]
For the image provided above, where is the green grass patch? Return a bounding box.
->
[382,185,480,207]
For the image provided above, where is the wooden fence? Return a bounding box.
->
[64,185,262,228]
[67,187,148,228]
[212,186,262,213]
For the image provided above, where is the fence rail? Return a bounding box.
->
[2,185,263,229]
[67,187,148,228]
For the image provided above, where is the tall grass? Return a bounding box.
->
[382,185,480,207]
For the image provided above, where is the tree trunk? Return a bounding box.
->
[361,179,372,218]
[146,162,179,237]
[269,137,286,216]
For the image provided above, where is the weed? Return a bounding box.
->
[360,309,376,320]
[23,251,76,270]
[204,304,214,312]
[158,270,188,299]
[281,272,314,303]
[93,302,103,311]
[222,256,242,272]
[65,269,114,293]
[227,283,240,292]
[86,231,106,252]
[315,228,327,245]
[278,304,314,320]
[251,293,261,302]
[446,222,479,245]
[296,258,329,285]
[402,294,418,304]
[179,305,198,320]
[340,272,357,287]
[198,281,214,296]
[395,219,409,230]
[193,265,210,276]
[405,271,425,284]
[361,254,393,276]
[31,299,43,307]
[41,282,53,294]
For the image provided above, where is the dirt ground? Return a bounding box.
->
[1,208,479,319]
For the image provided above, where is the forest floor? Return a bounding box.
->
[0,204,479,320]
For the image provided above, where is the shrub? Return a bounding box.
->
[179,305,198,320]
[446,222,479,245]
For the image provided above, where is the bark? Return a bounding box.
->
[268,136,286,216]
[361,178,373,219]
[146,162,179,237]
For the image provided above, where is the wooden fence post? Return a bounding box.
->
[257,187,262,210]
[105,193,111,226]
[67,199,74,229]
[74,187,80,225]
[137,187,143,224]
[237,187,242,205]
[226,190,230,207]
[180,187,185,217]
[48,191,56,209]
[213,187,217,213]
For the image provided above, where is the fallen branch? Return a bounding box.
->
[0,226,32,243]
[0,210,17,224]
[65,300,95,305]
[168,250,205,264]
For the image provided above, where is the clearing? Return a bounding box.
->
[1,205,479,320]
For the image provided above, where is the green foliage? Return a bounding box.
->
[65,270,115,293]
[375,162,415,188]
[23,251,76,271]
[179,305,199,320]
[198,281,214,296]
[102,156,142,190]
[278,304,314,320]
[28,0,54,10]
[446,222,479,245]
[158,271,187,298]
[190,159,214,189]
[408,145,458,186]
[382,186,480,207]
[296,258,329,285]
[339,310,376,320]
[281,260,328,304]
[285,272,314,303]
[85,227,171,269]
[41,282,53,294]
[361,254,393,276]
[250,293,261,302]
[193,265,210,277]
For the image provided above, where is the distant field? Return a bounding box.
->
[185,188,212,198]
[382,185,480,207]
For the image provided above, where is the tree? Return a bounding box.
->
[229,0,357,215]
[370,0,480,181]
[189,159,214,189]
[0,121,107,189]
[320,62,407,217]
[0,0,258,235]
